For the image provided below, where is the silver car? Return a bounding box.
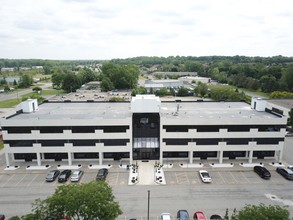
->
[70,170,84,182]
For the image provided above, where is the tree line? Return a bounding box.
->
[51,63,140,93]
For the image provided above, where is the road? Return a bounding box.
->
[0,83,52,102]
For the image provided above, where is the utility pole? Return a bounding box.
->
[147,190,150,220]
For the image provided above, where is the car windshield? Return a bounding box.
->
[72,171,80,177]
[47,173,54,177]
[202,172,210,178]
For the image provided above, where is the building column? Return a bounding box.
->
[36,153,41,166]
[219,151,223,164]
[68,152,72,166]
[159,150,163,165]
[99,152,103,165]
[129,150,133,165]
[5,152,10,167]
[189,150,193,164]
[278,149,283,162]
[248,150,253,163]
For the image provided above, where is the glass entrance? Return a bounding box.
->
[132,113,160,160]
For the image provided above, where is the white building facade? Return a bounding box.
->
[1,96,287,167]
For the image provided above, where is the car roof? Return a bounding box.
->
[278,167,293,174]
[194,211,206,220]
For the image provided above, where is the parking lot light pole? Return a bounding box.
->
[147,190,150,220]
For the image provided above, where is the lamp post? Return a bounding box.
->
[147,190,150,220]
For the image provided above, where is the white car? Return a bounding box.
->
[199,170,212,183]
[160,213,171,220]
[70,170,84,182]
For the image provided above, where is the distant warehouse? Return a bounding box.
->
[0,96,287,167]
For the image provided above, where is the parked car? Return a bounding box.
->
[160,212,171,220]
[58,170,72,183]
[199,170,212,183]
[285,132,293,137]
[177,210,190,220]
[45,170,60,182]
[70,170,84,182]
[96,168,108,180]
[0,214,5,220]
[193,211,206,220]
[288,165,293,171]
[254,166,271,179]
[276,167,293,180]
[210,214,223,219]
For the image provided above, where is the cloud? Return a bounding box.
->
[1,0,293,59]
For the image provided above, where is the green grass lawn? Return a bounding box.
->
[0,98,21,108]
[0,89,66,108]
[0,141,3,150]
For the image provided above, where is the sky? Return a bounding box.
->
[0,0,293,60]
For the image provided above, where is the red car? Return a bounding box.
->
[193,211,206,220]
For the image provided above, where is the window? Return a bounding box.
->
[3,126,34,134]
[39,140,67,146]
[101,139,129,146]
[163,139,190,145]
[5,140,35,147]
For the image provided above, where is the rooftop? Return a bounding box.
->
[4,100,281,121]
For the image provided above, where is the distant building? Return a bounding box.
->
[179,76,211,85]
[153,71,197,77]
[145,79,183,93]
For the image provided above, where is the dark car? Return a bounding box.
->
[96,168,108,180]
[58,170,72,183]
[276,167,293,180]
[177,210,190,220]
[254,166,271,179]
[0,214,5,220]
[210,214,223,220]
[45,170,60,182]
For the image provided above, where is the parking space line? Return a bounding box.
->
[175,172,189,184]
[15,173,27,187]
[229,172,238,183]
[215,172,225,184]
[27,174,39,187]
[1,174,14,187]
[240,172,249,183]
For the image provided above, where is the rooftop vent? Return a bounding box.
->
[21,99,39,113]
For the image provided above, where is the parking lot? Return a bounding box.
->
[0,169,129,188]
[165,169,290,185]
[0,165,290,189]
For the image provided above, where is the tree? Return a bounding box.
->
[28,181,122,220]
[230,204,289,220]
[78,67,97,84]
[281,65,293,92]
[32,86,42,93]
[61,73,81,93]
[288,108,293,127]
[101,76,114,92]
[18,74,33,88]
[196,82,208,97]
[260,75,278,93]
[177,87,189,96]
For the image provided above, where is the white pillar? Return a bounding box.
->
[68,152,72,166]
[36,153,41,166]
[99,152,103,165]
[5,152,10,167]
[219,151,223,164]
[248,150,253,163]
[189,150,193,164]
[278,150,283,162]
